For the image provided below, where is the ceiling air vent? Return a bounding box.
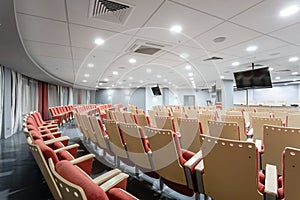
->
[126,39,172,56]
[89,0,134,24]
[203,56,223,61]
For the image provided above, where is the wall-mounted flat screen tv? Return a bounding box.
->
[151,86,162,96]
[234,67,272,90]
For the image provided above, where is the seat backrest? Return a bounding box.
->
[148,110,157,127]
[226,110,243,116]
[89,116,108,150]
[283,147,300,200]
[172,111,185,131]
[118,123,152,170]
[178,118,203,153]
[197,113,214,134]
[134,114,150,127]
[123,112,136,124]
[185,109,198,119]
[221,115,247,140]
[104,119,127,158]
[49,159,107,200]
[287,113,300,128]
[115,111,126,123]
[154,116,176,132]
[200,135,263,200]
[208,121,240,140]
[27,138,61,200]
[249,112,271,124]
[81,114,97,143]
[251,117,282,140]
[143,127,187,186]
[263,125,300,173]
[272,111,287,125]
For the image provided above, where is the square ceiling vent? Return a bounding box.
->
[126,39,172,56]
[89,0,134,24]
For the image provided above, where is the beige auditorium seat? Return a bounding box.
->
[287,113,300,128]
[221,115,247,140]
[134,113,150,127]
[208,121,240,140]
[197,113,214,134]
[251,117,282,141]
[148,110,157,127]
[154,116,176,132]
[115,111,126,123]
[123,112,136,124]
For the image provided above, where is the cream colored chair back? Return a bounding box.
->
[123,112,136,124]
[115,111,126,123]
[284,147,300,200]
[249,112,271,125]
[74,112,84,135]
[251,117,282,140]
[134,114,150,127]
[157,110,170,117]
[185,109,198,119]
[221,115,247,140]
[154,116,175,132]
[118,123,152,169]
[76,113,89,139]
[208,121,240,140]
[226,110,243,116]
[197,113,214,134]
[262,125,300,173]
[104,119,127,158]
[287,113,300,128]
[81,114,97,143]
[89,116,108,150]
[173,111,186,132]
[272,111,287,125]
[143,127,187,186]
[27,138,62,200]
[178,118,203,153]
[199,135,263,200]
[48,158,86,200]
[148,110,157,127]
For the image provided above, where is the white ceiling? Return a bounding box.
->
[14,0,300,89]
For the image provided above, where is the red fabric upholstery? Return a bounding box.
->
[258,172,265,193]
[33,139,59,165]
[162,178,194,196]
[56,160,109,200]
[138,127,151,153]
[106,188,136,200]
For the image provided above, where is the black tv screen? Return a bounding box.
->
[151,86,162,96]
[234,67,272,90]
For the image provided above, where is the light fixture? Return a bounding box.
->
[112,71,119,75]
[170,25,182,33]
[180,53,189,59]
[220,76,225,79]
[289,56,299,62]
[269,67,274,71]
[112,84,115,87]
[185,65,192,70]
[188,72,193,76]
[99,83,103,86]
[275,76,280,80]
[292,72,298,75]
[163,79,168,82]
[189,77,194,81]
[246,46,257,52]
[168,82,172,85]
[129,77,133,80]
[129,83,132,87]
[87,63,94,68]
[129,58,136,64]
[104,78,109,82]
[84,73,90,77]
[232,62,240,66]
[279,5,300,17]
[139,80,144,83]
[94,38,104,46]
[146,68,152,73]
[82,80,88,83]
[156,74,162,78]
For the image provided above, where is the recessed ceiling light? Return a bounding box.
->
[232,62,240,66]
[87,63,94,68]
[180,53,189,59]
[84,73,90,77]
[99,83,103,86]
[185,65,192,70]
[269,67,274,71]
[82,80,88,83]
[156,74,162,78]
[139,80,144,83]
[275,76,280,80]
[146,68,152,73]
[112,84,115,87]
[289,56,299,62]
[246,46,257,52]
[129,83,132,87]
[104,78,109,82]
[94,38,104,46]
[280,5,300,17]
[292,72,298,75]
[129,58,136,64]
[168,82,172,85]
[284,83,289,86]
[129,77,133,80]
[220,76,225,79]
[188,72,193,76]
[163,79,168,82]
[112,71,119,75]
[172,84,176,87]
[189,77,194,80]
[213,36,226,43]
[170,25,182,33]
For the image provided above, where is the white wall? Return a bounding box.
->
[145,87,163,111]
[171,89,210,106]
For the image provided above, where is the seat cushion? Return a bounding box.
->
[56,160,108,200]
[33,139,59,164]
[106,188,136,200]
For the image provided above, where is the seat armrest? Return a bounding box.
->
[100,173,129,192]
[70,154,95,165]
[93,169,122,185]
[245,122,251,130]
[255,139,262,153]
[247,128,253,136]
[265,164,278,200]
[41,131,62,138]
[44,136,69,145]
[195,160,204,172]
[184,150,203,191]
[54,144,80,153]
[184,150,203,168]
